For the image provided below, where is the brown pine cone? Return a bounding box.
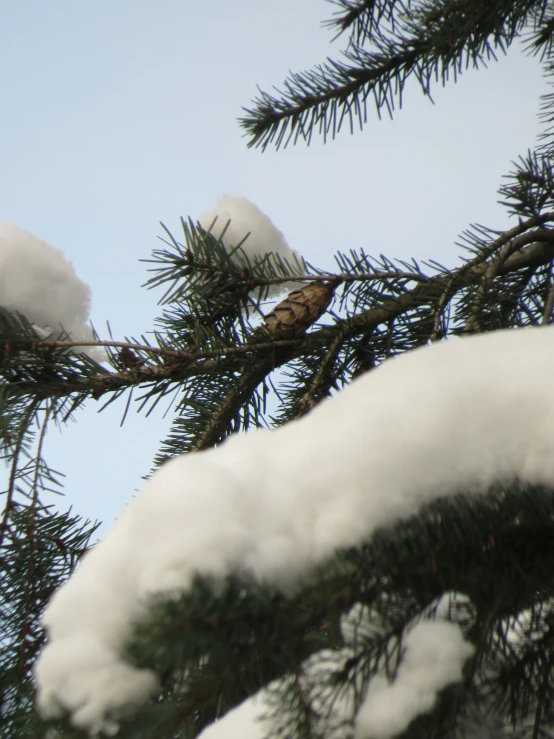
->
[261,281,336,338]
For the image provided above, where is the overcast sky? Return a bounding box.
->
[1,0,548,534]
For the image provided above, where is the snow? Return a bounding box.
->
[195,615,473,739]
[354,620,473,739]
[0,222,102,360]
[197,692,268,739]
[34,326,554,734]
[197,195,305,298]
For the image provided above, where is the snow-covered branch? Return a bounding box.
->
[354,619,472,739]
[194,616,473,739]
[34,326,554,734]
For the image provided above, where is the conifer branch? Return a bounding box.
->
[324,0,411,46]
[240,44,424,150]
[17,404,52,678]
[295,328,348,417]
[190,356,282,451]
[4,222,554,412]
[464,225,554,331]
[156,257,430,289]
[241,0,539,149]
[344,230,554,336]
[0,402,39,551]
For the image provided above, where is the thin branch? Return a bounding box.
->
[191,354,290,451]
[18,403,53,676]
[241,0,533,150]
[295,329,348,418]
[35,338,185,359]
[240,44,424,150]
[160,260,430,289]
[0,403,39,550]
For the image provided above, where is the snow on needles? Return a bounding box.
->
[35,326,554,734]
[354,620,473,739]
[197,195,305,298]
[0,222,101,359]
[194,617,473,739]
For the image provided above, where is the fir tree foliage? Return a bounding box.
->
[4,1,554,737]
[240,0,554,150]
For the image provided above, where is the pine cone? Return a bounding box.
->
[262,281,336,338]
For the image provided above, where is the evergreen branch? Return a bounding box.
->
[0,403,39,551]
[35,338,186,358]
[295,328,348,418]
[5,221,554,414]
[464,225,554,331]
[190,357,277,451]
[527,3,554,57]
[240,43,424,150]
[149,255,430,290]
[498,152,554,217]
[1,508,98,738]
[324,0,407,43]
[155,343,296,463]
[145,217,308,310]
[419,0,470,26]
[3,339,304,403]
[241,0,537,149]
[343,230,554,337]
[17,404,52,678]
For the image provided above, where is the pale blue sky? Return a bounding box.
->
[1,0,548,533]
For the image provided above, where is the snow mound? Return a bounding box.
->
[0,222,102,360]
[197,195,305,299]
